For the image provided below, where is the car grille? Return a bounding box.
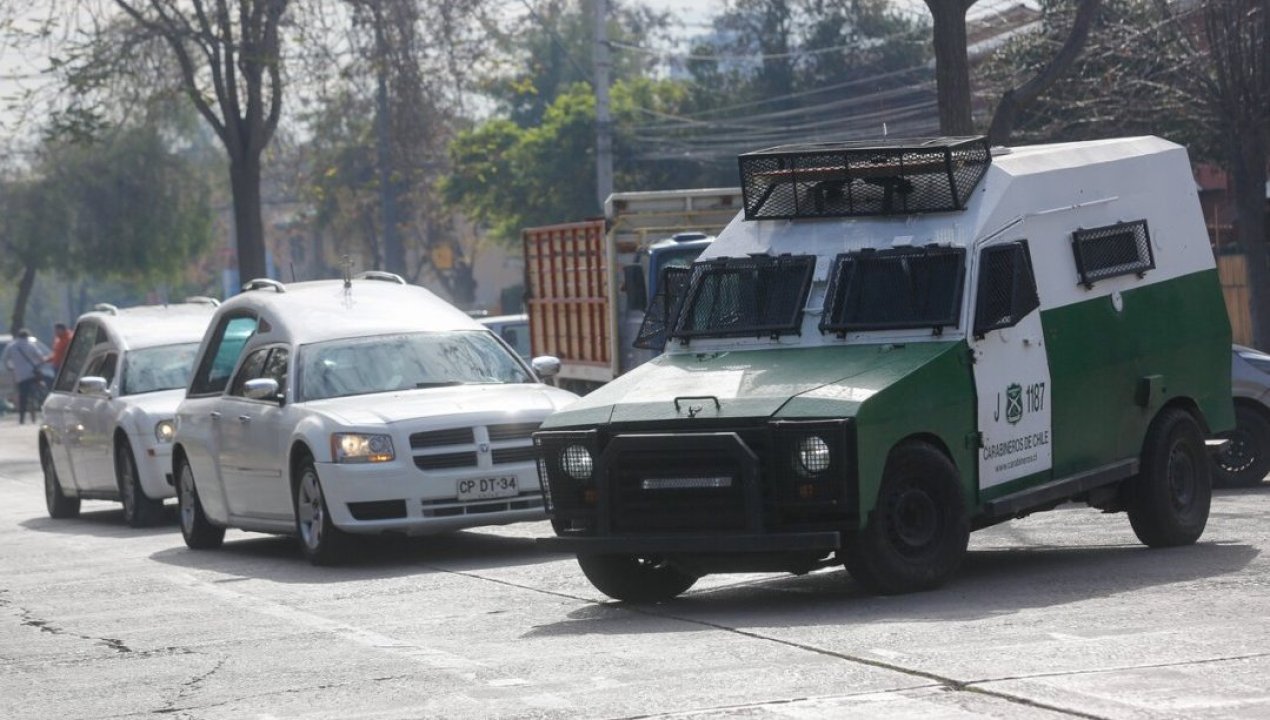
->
[410,421,543,473]
[610,448,751,533]
[420,491,544,517]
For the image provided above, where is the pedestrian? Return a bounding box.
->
[1,328,52,425]
[47,322,72,373]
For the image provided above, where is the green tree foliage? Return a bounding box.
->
[483,0,670,127]
[1,125,212,329]
[442,78,703,242]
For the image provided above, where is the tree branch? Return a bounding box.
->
[989,0,1101,145]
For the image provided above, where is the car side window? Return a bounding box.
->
[53,323,97,392]
[80,352,118,389]
[974,241,1040,337]
[190,315,259,396]
[261,347,289,394]
[228,348,270,397]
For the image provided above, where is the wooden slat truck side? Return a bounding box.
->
[522,188,742,394]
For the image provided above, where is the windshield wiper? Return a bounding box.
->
[415,381,465,388]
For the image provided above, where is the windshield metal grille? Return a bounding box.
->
[673,255,815,341]
[634,266,693,351]
[739,137,991,220]
[820,247,966,333]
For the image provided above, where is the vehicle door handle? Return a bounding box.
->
[209,412,221,420]
[237,416,251,424]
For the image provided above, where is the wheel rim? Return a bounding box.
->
[888,484,939,555]
[1217,430,1255,473]
[1167,440,1197,511]
[118,450,136,519]
[297,471,323,551]
[179,465,196,533]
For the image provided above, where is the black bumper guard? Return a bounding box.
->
[537,531,842,555]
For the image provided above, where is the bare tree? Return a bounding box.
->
[1189,0,1268,345]
[988,0,1101,144]
[110,0,288,282]
[925,0,1100,138]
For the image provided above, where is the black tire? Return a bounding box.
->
[845,441,969,595]
[576,554,698,603]
[41,442,80,519]
[116,440,164,527]
[294,460,352,566]
[1127,408,1211,547]
[177,458,225,549]
[1213,404,1270,488]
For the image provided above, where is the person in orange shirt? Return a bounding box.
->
[47,323,72,373]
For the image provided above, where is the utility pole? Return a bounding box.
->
[374,0,404,275]
[593,0,613,212]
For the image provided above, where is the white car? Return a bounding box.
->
[172,274,577,564]
[39,300,219,525]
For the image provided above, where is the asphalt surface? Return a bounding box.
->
[2,415,1269,720]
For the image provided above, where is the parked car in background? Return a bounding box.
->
[479,314,531,360]
[1215,345,1270,487]
[172,273,577,565]
[39,299,219,525]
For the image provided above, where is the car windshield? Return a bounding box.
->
[298,331,533,401]
[122,343,201,395]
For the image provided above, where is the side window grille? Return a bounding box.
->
[1071,220,1153,287]
[974,241,1040,336]
[634,266,692,351]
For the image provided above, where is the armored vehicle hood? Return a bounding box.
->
[543,342,963,427]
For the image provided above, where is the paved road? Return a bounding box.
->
[2,415,1269,720]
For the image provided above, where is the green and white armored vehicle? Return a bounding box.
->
[534,136,1234,601]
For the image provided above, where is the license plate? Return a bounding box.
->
[457,476,518,502]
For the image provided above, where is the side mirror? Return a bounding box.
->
[531,356,561,379]
[78,376,109,396]
[243,377,281,401]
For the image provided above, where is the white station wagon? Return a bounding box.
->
[40,300,218,525]
[172,274,577,564]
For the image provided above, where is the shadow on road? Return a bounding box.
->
[524,540,1259,638]
[145,528,561,584]
[19,505,179,539]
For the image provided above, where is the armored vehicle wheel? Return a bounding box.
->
[295,461,352,566]
[1128,408,1211,547]
[117,440,164,527]
[42,442,80,520]
[177,458,224,549]
[845,442,969,595]
[1214,404,1270,488]
[576,554,698,603]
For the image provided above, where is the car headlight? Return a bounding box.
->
[331,433,395,463]
[154,420,176,444]
[560,444,594,481]
[795,435,831,476]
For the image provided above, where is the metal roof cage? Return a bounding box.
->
[738,136,991,220]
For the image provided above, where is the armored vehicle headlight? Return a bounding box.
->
[154,420,176,444]
[332,433,396,463]
[796,435,832,476]
[560,444,594,481]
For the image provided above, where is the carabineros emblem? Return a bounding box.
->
[1005,383,1024,425]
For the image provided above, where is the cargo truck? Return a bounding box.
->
[522,188,742,394]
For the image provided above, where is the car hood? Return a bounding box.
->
[301,383,578,426]
[120,388,186,417]
[544,342,959,427]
